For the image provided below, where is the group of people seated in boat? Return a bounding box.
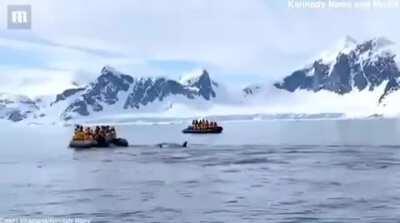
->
[73,125,117,142]
[191,119,219,130]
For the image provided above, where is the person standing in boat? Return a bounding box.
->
[110,127,117,139]
[73,126,85,141]
[192,120,197,129]
[211,121,216,128]
[93,126,102,142]
[84,127,94,141]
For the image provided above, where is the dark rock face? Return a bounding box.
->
[188,70,216,100]
[8,110,25,122]
[53,88,85,104]
[124,78,193,109]
[63,101,90,120]
[243,85,262,96]
[57,67,217,119]
[326,54,352,94]
[276,68,313,92]
[275,38,400,103]
[0,94,39,122]
[85,67,134,105]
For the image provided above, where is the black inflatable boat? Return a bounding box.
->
[111,138,129,147]
[182,126,223,134]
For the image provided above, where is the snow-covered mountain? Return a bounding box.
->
[52,66,219,120]
[0,93,41,121]
[274,37,400,104]
[2,36,400,123]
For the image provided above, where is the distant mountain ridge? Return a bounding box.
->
[0,93,41,122]
[1,36,400,123]
[53,66,218,120]
[274,37,400,103]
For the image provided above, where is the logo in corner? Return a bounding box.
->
[7,5,31,29]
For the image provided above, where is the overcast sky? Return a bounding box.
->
[1,0,400,96]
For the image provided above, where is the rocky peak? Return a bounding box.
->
[354,37,394,55]
[275,37,400,103]
[183,69,216,100]
[97,66,134,87]
[101,65,121,76]
[342,35,357,48]
[55,67,219,120]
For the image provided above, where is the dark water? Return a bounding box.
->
[1,120,400,222]
[2,144,400,222]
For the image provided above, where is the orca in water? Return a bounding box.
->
[157,141,188,148]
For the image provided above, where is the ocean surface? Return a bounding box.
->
[1,119,400,222]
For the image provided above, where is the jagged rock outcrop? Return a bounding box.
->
[0,93,39,122]
[274,37,400,103]
[53,66,218,120]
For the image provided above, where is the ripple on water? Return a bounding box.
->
[225,200,238,204]
[0,161,19,165]
[150,207,182,214]
[238,151,275,156]
[140,151,158,156]
[233,157,269,165]
[203,209,237,215]
[250,184,264,188]
[183,180,199,184]
[140,180,165,186]
[177,190,193,198]
[52,187,104,195]
[100,193,117,198]
[202,157,281,167]
[222,168,241,173]
[4,144,400,222]
[115,211,144,218]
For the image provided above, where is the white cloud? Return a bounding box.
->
[0,0,400,96]
[0,67,74,97]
